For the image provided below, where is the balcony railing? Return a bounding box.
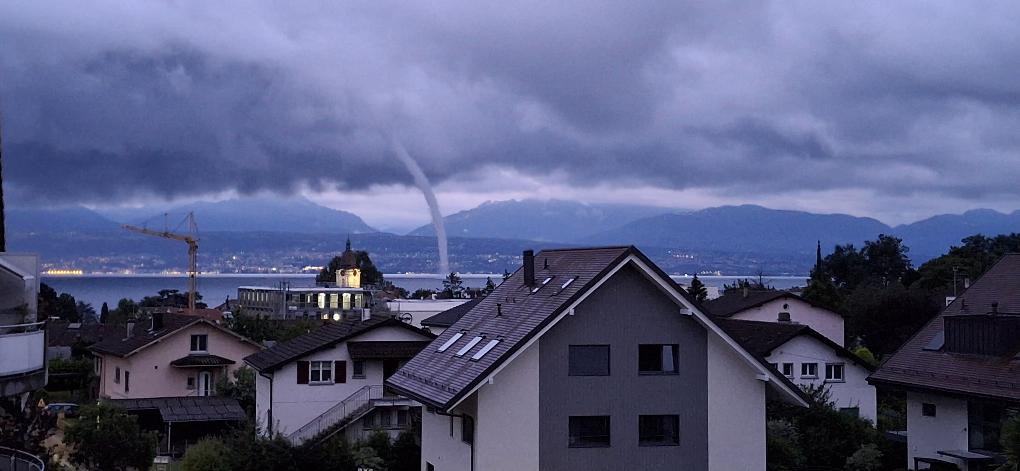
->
[0,445,45,471]
[0,322,45,378]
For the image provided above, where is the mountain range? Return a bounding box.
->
[8,198,1020,273]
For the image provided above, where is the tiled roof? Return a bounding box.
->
[703,290,833,318]
[716,318,874,370]
[870,254,1020,401]
[421,298,483,327]
[107,396,246,423]
[387,246,810,410]
[169,354,236,367]
[48,322,125,348]
[89,314,201,357]
[347,341,432,360]
[244,315,435,372]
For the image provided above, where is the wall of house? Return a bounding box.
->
[261,326,430,438]
[765,335,877,422]
[906,391,971,470]
[538,265,709,471]
[730,298,844,345]
[474,342,540,471]
[421,406,473,471]
[97,323,260,399]
[707,331,767,471]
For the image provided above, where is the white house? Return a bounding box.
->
[387,247,808,471]
[870,254,1020,471]
[717,318,877,422]
[244,314,435,444]
[705,290,845,345]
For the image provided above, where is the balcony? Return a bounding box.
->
[0,445,45,471]
[0,321,47,398]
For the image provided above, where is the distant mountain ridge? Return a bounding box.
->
[408,199,671,241]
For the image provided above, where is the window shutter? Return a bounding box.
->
[297,361,309,384]
[336,361,347,383]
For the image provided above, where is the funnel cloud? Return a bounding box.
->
[393,141,450,276]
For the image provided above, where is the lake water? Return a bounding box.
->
[42,274,808,308]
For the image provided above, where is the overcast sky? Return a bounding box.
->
[2,2,1020,232]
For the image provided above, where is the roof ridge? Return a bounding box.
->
[537,245,633,253]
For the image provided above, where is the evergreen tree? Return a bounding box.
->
[441,272,464,299]
[483,277,497,295]
[687,275,708,302]
[100,302,110,323]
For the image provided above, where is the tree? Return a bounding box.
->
[75,301,96,324]
[766,419,804,471]
[997,414,1020,471]
[862,234,911,286]
[107,298,138,324]
[99,302,109,323]
[410,288,435,300]
[483,277,497,295]
[801,263,842,313]
[140,289,204,309]
[845,443,883,471]
[843,282,938,356]
[316,250,383,286]
[722,278,774,295]
[441,272,463,299]
[687,275,708,302]
[217,367,256,419]
[64,403,158,471]
[389,430,421,471]
[180,437,233,471]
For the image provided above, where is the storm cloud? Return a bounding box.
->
[3,1,1020,215]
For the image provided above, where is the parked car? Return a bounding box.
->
[44,403,79,417]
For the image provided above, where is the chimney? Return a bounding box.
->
[523,250,535,286]
[126,320,136,338]
[151,312,164,331]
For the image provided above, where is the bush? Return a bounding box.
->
[181,438,233,471]
[63,403,158,471]
[845,443,883,471]
[766,419,804,471]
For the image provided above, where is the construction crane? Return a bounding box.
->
[123,212,200,311]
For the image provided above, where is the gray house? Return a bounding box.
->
[387,246,808,471]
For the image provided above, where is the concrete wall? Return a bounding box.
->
[730,297,845,345]
[421,407,473,471]
[259,325,430,437]
[97,323,260,399]
[765,335,877,422]
[539,265,709,471]
[475,342,540,471]
[707,331,767,471]
[906,391,970,470]
[0,253,39,323]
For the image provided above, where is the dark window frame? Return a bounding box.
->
[824,363,845,382]
[568,345,611,376]
[569,416,611,448]
[352,360,366,378]
[638,415,680,447]
[190,334,208,352]
[781,363,795,378]
[801,362,818,378]
[638,344,679,375]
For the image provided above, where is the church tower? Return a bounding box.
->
[337,237,361,288]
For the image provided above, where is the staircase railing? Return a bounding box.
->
[288,385,384,444]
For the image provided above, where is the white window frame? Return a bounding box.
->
[824,363,845,382]
[801,363,818,378]
[781,362,794,378]
[310,361,334,384]
[190,334,208,353]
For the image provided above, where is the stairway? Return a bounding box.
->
[287,384,384,444]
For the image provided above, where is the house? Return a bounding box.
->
[90,312,262,399]
[0,252,47,402]
[244,314,436,444]
[705,290,845,345]
[716,318,877,422]
[390,298,474,332]
[418,298,482,335]
[870,254,1020,471]
[386,247,808,471]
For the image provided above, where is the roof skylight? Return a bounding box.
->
[456,336,484,356]
[532,276,554,293]
[470,339,500,361]
[437,332,464,352]
[560,277,577,289]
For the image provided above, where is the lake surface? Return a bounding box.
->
[42,273,808,308]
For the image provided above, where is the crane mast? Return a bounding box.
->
[123,212,199,311]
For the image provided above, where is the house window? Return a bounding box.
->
[310,361,333,384]
[639,415,680,446]
[397,409,408,427]
[187,376,195,389]
[190,334,208,352]
[568,345,610,376]
[379,409,392,427]
[124,371,130,393]
[824,363,845,382]
[462,416,474,445]
[638,344,678,374]
[569,416,610,448]
[352,360,366,378]
[801,363,818,378]
[922,403,937,417]
[781,363,794,378]
[115,367,121,384]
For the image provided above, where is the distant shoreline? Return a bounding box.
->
[40,272,809,280]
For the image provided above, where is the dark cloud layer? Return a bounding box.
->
[2,2,1020,208]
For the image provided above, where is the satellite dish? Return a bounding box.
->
[398,313,413,324]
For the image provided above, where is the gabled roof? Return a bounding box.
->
[715,318,874,371]
[386,246,809,411]
[48,321,125,348]
[244,315,435,372]
[421,298,483,328]
[89,313,261,358]
[870,254,1020,401]
[347,341,431,360]
[704,290,838,318]
[170,354,236,367]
